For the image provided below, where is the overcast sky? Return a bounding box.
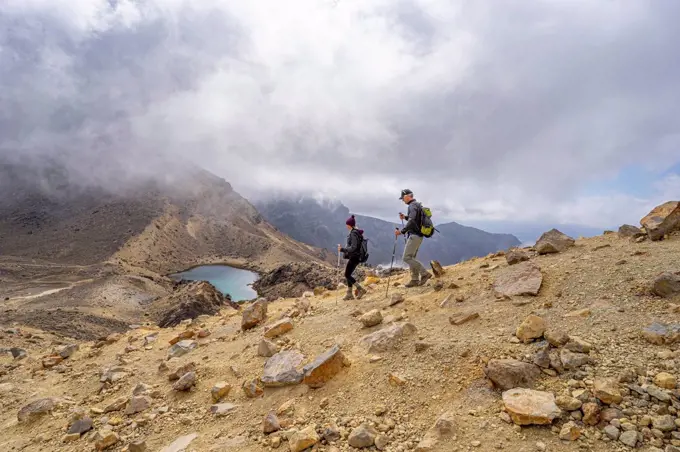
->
[1,0,679,228]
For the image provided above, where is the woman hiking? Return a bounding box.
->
[337,215,368,301]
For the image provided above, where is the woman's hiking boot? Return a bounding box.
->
[343,288,354,301]
[354,285,367,299]
[419,272,433,286]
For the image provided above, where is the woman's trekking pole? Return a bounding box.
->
[385,230,398,298]
[336,249,341,306]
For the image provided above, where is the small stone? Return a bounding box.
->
[167,340,197,359]
[506,248,530,265]
[414,341,431,353]
[94,430,119,450]
[619,430,638,447]
[389,293,405,306]
[125,396,152,415]
[358,322,417,353]
[68,417,93,435]
[242,299,268,330]
[604,425,620,440]
[485,359,540,390]
[211,382,231,403]
[375,434,389,450]
[42,355,63,368]
[302,345,349,388]
[565,336,592,353]
[502,388,561,425]
[62,433,80,443]
[653,272,680,298]
[159,433,198,452]
[560,349,591,370]
[348,424,378,448]
[564,308,591,318]
[648,385,671,402]
[360,310,383,328]
[516,315,546,343]
[556,396,582,411]
[449,311,480,325]
[582,402,601,426]
[594,378,622,404]
[106,333,122,344]
[655,372,677,389]
[544,330,569,347]
[263,411,281,434]
[264,318,294,338]
[129,440,147,452]
[535,229,575,254]
[559,421,582,441]
[262,350,304,387]
[57,344,79,359]
[493,261,543,297]
[258,338,280,357]
[653,415,676,432]
[389,372,407,386]
[168,362,196,381]
[289,425,319,452]
[17,397,58,423]
[210,403,238,416]
[172,372,197,391]
[242,379,264,398]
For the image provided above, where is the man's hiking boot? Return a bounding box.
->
[343,289,354,301]
[355,285,367,300]
[404,280,420,288]
[419,272,433,286]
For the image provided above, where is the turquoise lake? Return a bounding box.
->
[170,265,258,302]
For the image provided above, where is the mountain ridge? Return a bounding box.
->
[256,196,521,266]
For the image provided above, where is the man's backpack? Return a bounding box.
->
[358,235,370,263]
[416,202,436,238]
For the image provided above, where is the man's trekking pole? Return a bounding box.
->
[385,230,398,298]
[400,218,407,244]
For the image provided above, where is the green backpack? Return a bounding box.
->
[416,202,436,238]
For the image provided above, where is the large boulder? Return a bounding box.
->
[535,229,575,254]
[261,350,305,387]
[502,388,561,425]
[641,201,680,241]
[358,322,417,353]
[253,262,339,299]
[155,281,234,328]
[506,248,530,265]
[493,262,543,297]
[241,299,268,331]
[652,272,680,298]
[302,345,350,388]
[618,224,643,238]
[484,359,540,390]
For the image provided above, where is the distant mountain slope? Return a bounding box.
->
[0,158,331,274]
[256,197,521,266]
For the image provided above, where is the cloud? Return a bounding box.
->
[1,0,679,227]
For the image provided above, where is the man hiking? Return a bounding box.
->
[338,215,368,300]
[395,189,433,287]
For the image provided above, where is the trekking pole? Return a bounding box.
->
[400,219,407,244]
[335,249,341,306]
[385,230,398,298]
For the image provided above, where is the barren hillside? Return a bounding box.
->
[2,222,680,452]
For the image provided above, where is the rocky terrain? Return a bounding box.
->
[256,196,521,266]
[1,202,680,452]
